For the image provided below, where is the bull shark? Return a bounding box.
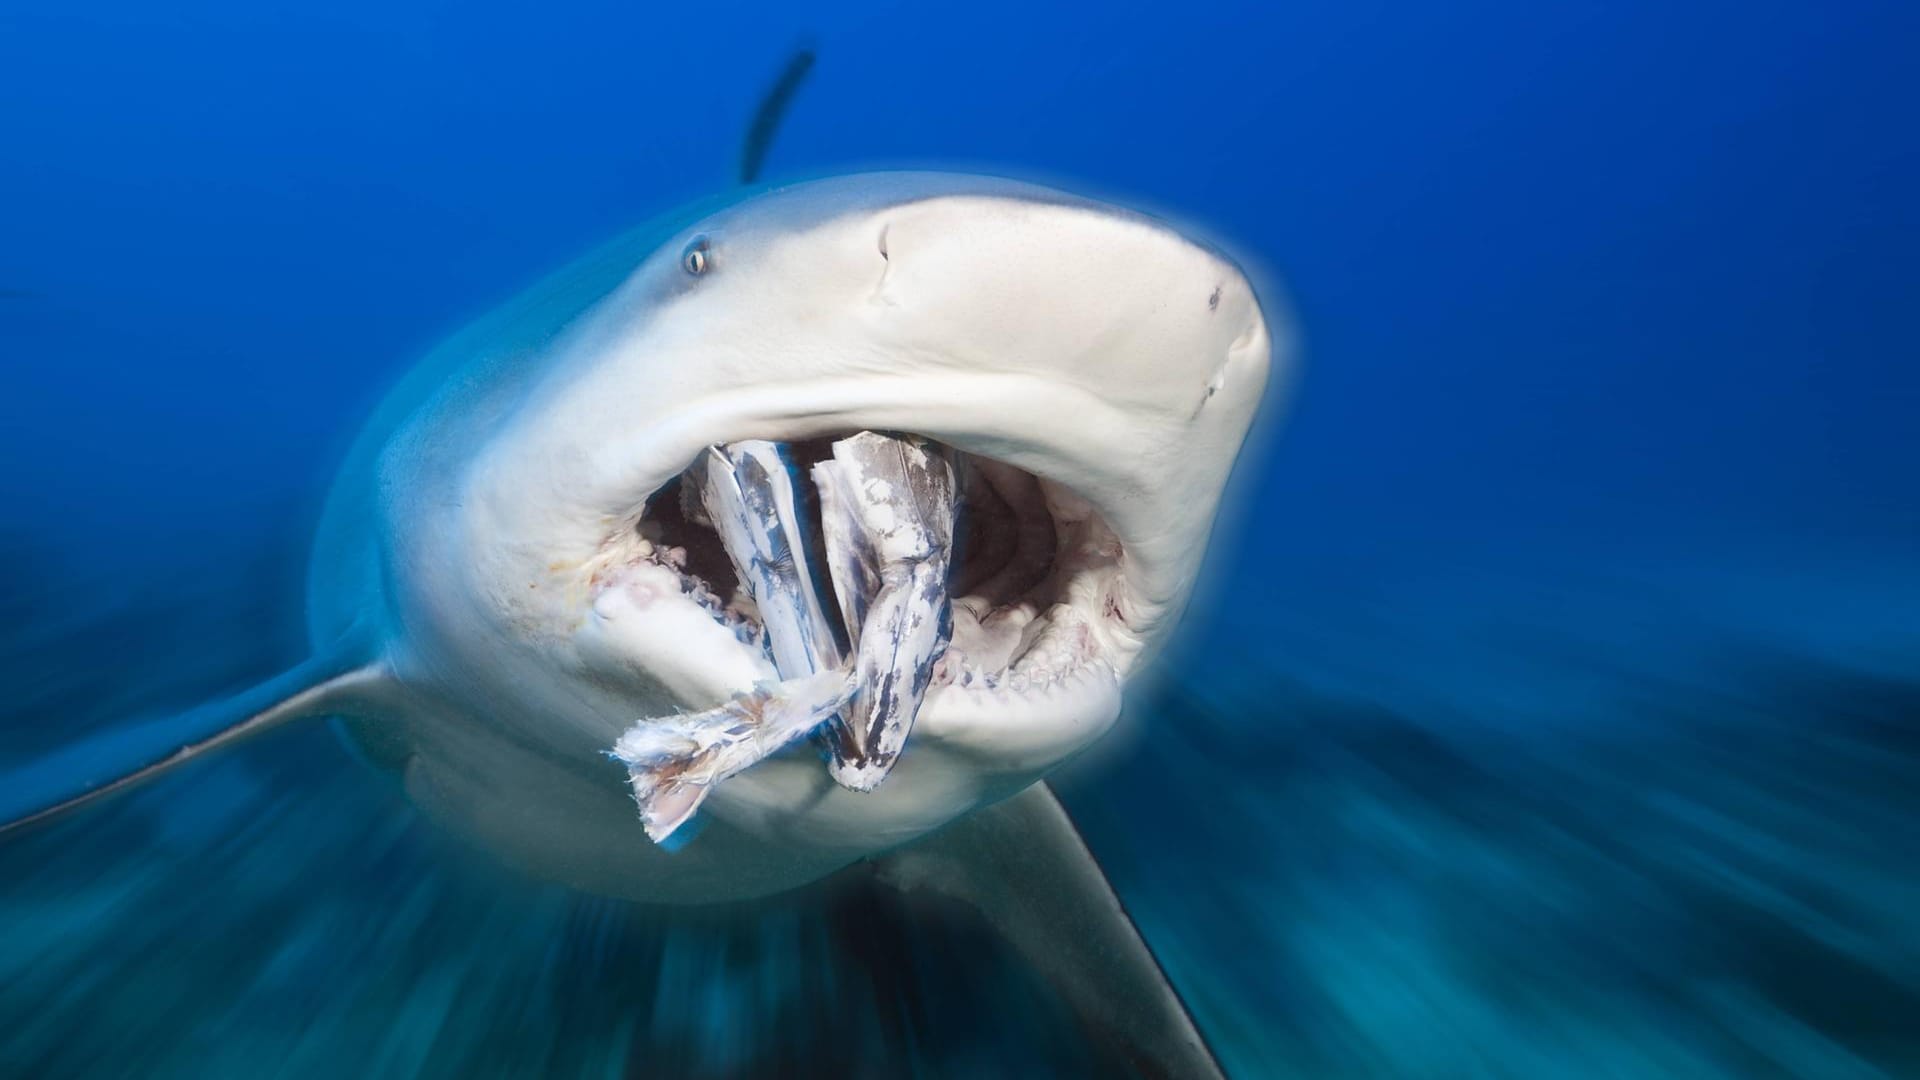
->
[1,127,1279,1080]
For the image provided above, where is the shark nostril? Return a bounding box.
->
[1229,315,1261,355]
[1208,286,1221,312]
[869,226,896,306]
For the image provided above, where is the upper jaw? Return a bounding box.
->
[589,365,1234,638]
[602,374,1218,678]
[602,426,1167,735]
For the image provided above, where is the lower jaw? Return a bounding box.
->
[697,662,1124,848]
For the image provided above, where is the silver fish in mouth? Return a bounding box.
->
[813,432,958,790]
[615,431,958,838]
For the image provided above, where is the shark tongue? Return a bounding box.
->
[614,431,957,843]
[812,432,958,790]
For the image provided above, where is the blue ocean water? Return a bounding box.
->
[2,1,1917,1076]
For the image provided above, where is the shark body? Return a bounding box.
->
[4,171,1281,1078]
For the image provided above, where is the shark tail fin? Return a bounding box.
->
[872,782,1228,1080]
[0,638,387,837]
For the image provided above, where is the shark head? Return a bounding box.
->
[334,171,1282,899]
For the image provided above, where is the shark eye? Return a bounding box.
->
[681,236,711,276]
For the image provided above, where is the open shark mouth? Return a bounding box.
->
[608,431,1132,841]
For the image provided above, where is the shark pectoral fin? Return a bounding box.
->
[871,783,1227,1080]
[0,645,389,837]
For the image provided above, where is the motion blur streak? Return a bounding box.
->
[2,0,1917,1076]
[0,532,1093,1078]
[1077,546,1920,1077]
[3,528,1917,1077]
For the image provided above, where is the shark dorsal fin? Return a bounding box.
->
[739,45,817,185]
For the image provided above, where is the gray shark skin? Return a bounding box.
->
[2,171,1280,1079]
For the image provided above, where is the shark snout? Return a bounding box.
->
[864,196,1268,413]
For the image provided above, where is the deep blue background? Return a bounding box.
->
[2,1,1916,1076]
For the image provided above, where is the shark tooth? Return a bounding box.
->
[811,432,957,791]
